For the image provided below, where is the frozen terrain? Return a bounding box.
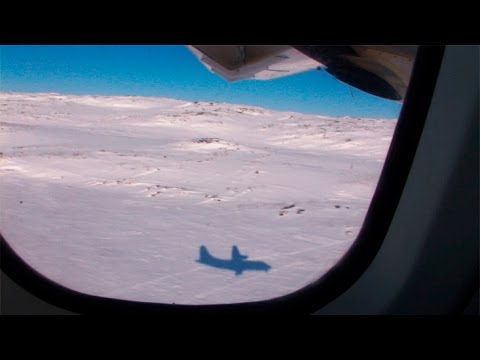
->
[0,93,396,304]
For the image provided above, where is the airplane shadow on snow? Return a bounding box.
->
[196,245,271,275]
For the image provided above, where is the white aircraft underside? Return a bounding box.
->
[187,45,418,101]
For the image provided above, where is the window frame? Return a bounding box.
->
[0,46,445,314]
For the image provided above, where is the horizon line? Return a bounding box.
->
[0,90,399,121]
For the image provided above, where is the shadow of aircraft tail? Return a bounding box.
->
[197,245,271,276]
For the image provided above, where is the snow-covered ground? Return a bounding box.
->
[0,93,396,304]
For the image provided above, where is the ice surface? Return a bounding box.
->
[0,93,396,304]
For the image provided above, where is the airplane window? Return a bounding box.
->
[0,45,415,305]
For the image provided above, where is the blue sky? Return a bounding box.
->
[0,45,402,118]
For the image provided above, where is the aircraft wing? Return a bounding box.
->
[187,45,418,101]
[187,45,322,82]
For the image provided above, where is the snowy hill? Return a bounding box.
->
[0,93,396,304]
